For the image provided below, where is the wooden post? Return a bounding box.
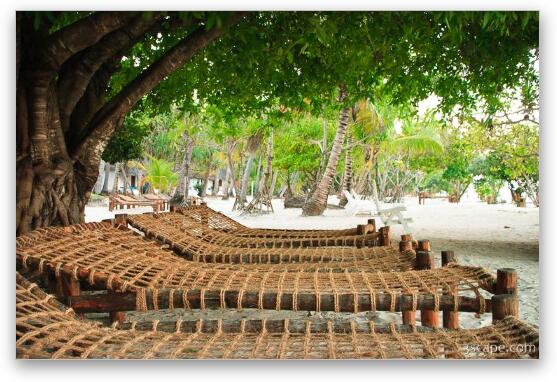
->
[399,234,413,252]
[492,294,519,322]
[170,205,176,212]
[55,274,81,298]
[114,213,127,228]
[416,242,439,328]
[441,250,456,267]
[356,225,366,248]
[41,272,58,295]
[379,226,391,246]
[495,268,518,295]
[109,289,126,324]
[367,219,376,233]
[441,250,459,329]
[417,240,430,252]
[401,234,415,325]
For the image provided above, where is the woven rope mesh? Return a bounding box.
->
[128,207,380,251]
[16,272,538,359]
[176,205,360,237]
[17,223,495,312]
[127,212,393,263]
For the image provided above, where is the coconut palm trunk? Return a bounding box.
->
[171,136,194,204]
[338,130,353,207]
[302,106,351,216]
[236,133,263,210]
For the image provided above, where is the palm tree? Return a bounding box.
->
[236,128,264,210]
[192,145,221,197]
[376,129,444,201]
[303,86,351,216]
[142,157,178,194]
[338,129,353,207]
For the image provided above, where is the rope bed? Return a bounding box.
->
[17,223,495,313]
[16,272,538,359]
[177,205,362,238]
[128,212,383,250]
[126,213,393,264]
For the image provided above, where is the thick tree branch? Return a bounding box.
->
[72,12,250,163]
[37,12,137,72]
[24,12,137,165]
[57,13,163,133]
[66,62,120,151]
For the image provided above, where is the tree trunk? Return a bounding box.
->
[254,155,263,197]
[212,170,220,196]
[270,170,278,198]
[16,12,248,235]
[221,165,231,200]
[120,163,130,194]
[111,162,121,194]
[239,153,256,204]
[226,142,241,200]
[101,161,111,194]
[200,167,211,197]
[338,130,353,207]
[302,107,351,216]
[171,136,194,204]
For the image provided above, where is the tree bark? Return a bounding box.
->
[16,12,248,235]
[226,141,240,199]
[111,162,121,194]
[239,153,256,203]
[120,163,130,194]
[338,130,353,207]
[101,161,111,194]
[270,170,278,198]
[254,154,263,197]
[221,165,231,200]
[171,135,194,204]
[200,166,212,197]
[212,170,220,196]
[302,107,351,216]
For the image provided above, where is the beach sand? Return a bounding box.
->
[85,195,539,329]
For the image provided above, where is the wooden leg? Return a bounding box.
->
[416,243,439,328]
[441,251,459,329]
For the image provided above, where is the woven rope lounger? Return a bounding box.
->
[126,213,389,260]
[109,194,159,212]
[176,204,368,238]
[17,223,495,314]
[18,221,415,269]
[16,272,538,359]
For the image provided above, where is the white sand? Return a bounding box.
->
[85,196,539,328]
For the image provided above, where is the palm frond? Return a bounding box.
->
[381,134,444,156]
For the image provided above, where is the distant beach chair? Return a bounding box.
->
[342,190,375,216]
[109,194,160,212]
[344,182,413,234]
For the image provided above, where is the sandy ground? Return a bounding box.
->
[85,195,539,329]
